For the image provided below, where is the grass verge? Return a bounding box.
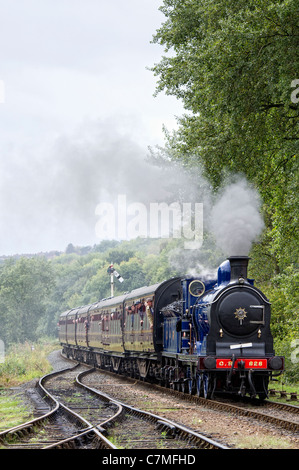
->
[0,340,59,388]
[0,392,33,432]
[0,340,59,432]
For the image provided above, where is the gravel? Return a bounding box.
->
[81,368,299,450]
[46,349,73,372]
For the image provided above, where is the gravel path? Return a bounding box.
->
[46,349,73,371]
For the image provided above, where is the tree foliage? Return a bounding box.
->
[0,240,184,346]
[0,258,55,344]
[151,0,299,273]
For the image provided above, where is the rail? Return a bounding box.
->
[76,367,229,449]
[0,364,116,449]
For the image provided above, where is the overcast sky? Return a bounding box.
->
[0,0,184,255]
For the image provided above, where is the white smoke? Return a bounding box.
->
[209,177,264,256]
[167,174,265,277]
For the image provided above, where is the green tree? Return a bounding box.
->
[151,0,299,273]
[0,258,55,344]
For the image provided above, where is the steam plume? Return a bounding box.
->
[209,177,264,256]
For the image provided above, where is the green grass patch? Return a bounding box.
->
[235,434,293,449]
[0,340,60,432]
[0,339,59,388]
[0,392,33,432]
[268,381,299,404]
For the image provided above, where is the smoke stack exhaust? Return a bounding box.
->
[228,256,250,283]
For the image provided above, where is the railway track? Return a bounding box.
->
[0,364,116,449]
[2,350,297,449]
[0,362,228,450]
[168,388,299,434]
[79,365,299,437]
[192,395,299,433]
[153,384,299,434]
[76,367,228,449]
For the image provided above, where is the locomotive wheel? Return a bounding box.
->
[196,373,203,397]
[199,372,215,399]
[173,381,180,391]
[196,373,212,398]
[255,374,269,400]
[203,373,210,399]
[188,378,193,395]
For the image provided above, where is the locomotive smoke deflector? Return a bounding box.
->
[228,256,250,284]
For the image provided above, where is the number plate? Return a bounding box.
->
[216,359,267,369]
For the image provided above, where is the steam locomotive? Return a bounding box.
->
[59,256,284,400]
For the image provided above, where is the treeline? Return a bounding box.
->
[0,238,190,346]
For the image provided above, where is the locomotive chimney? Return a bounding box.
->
[228,256,250,283]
